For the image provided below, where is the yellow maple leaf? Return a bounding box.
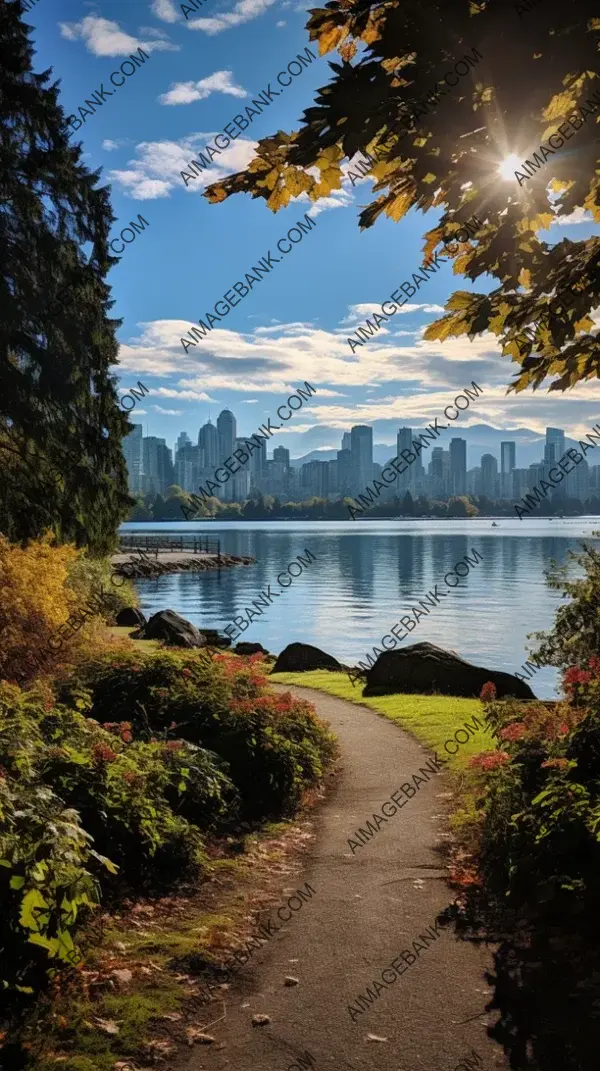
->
[266,185,292,211]
[446,291,475,312]
[422,172,436,184]
[543,89,576,123]
[574,315,595,334]
[316,20,348,56]
[256,168,281,191]
[385,191,413,221]
[518,267,532,289]
[284,169,314,197]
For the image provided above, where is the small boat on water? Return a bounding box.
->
[491,521,498,527]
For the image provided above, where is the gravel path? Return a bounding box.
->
[186,685,508,1071]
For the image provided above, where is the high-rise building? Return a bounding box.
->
[176,431,192,455]
[336,448,353,495]
[449,438,467,495]
[217,410,236,460]
[174,443,200,492]
[501,441,516,474]
[214,411,236,500]
[122,424,143,494]
[142,437,174,494]
[198,421,218,468]
[351,425,373,490]
[341,432,351,452]
[481,453,498,497]
[500,441,516,499]
[545,427,565,464]
[396,427,413,490]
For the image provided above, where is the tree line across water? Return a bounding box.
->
[128,488,600,521]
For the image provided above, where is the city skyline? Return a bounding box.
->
[124,411,599,506]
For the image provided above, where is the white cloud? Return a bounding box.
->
[186,0,278,35]
[243,398,259,403]
[341,302,445,325]
[152,405,183,414]
[159,70,247,106]
[551,207,592,226]
[151,0,181,23]
[102,139,122,152]
[59,15,178,56]
[113,311,600,436]
[276,19,286,26]
[108,134,257,199]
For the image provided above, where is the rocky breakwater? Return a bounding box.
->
[111,549,256,580]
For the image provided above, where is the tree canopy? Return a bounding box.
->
[0,1,131,555]
[206,0,600,394]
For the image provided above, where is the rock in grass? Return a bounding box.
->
[252,1014,271,1027]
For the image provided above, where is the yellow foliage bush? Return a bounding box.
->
[0,533,84,685]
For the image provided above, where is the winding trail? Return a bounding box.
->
[191,686,508,1071]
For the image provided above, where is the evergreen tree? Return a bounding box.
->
[401,491,414,515]
[0,1,131,555]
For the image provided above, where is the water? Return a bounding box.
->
[119,517,600,698]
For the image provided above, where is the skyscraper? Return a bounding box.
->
[351,425,373,490]
[501,441,516,475]
[217,409,236,459]
[198,421,218,468]
[500,440,516,499]
[395,427,413,490]
[341,432,351,452]
[142,437,174,494]
[481,453,498,497]
[545,427,565,464]
[217,410,236,500]
[449,438,467,495]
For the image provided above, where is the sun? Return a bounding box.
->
[498,153,522,181]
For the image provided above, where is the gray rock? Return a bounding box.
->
[272,642,342,673]
[133,609,207,648]
[115,607,146,628]
[234,642,269,656]
[363,641,536,699]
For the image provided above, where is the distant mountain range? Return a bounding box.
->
[289,424,580,470]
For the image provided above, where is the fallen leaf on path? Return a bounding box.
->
[366,1034,388,1042]
[94,1018,120,1035]
[284,976,299,986]
[252,1014,271,1027]
[186,1028,215,1045]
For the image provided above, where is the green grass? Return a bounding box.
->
[270,670,496,769]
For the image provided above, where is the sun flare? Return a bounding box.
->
[498,153,522,181]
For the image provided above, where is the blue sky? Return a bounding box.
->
[26,0,600,460]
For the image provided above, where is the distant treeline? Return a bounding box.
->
[128,489,600,521]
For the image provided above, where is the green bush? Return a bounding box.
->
[475,681,600,927]
[60,649,337,820]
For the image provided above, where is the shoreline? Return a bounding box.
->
[111,550,256,579]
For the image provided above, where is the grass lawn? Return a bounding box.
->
[270,670,496,770]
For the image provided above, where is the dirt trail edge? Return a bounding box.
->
[188,685,508,1071]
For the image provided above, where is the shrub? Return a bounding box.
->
[0,533,79,685]
[476,666,600,927]
[0,682,218,992]
[59,648,337,820]
[0,535,137,688]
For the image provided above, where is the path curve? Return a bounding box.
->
[191,685,508,1071]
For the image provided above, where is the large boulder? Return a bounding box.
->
[115,607,147,628]
[133,609,207,649]
[272,642,342,673]
[202,629,232,648]
[234,642,269,656]
[363,642,536,699]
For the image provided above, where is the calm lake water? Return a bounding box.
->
[119,517,600,699]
